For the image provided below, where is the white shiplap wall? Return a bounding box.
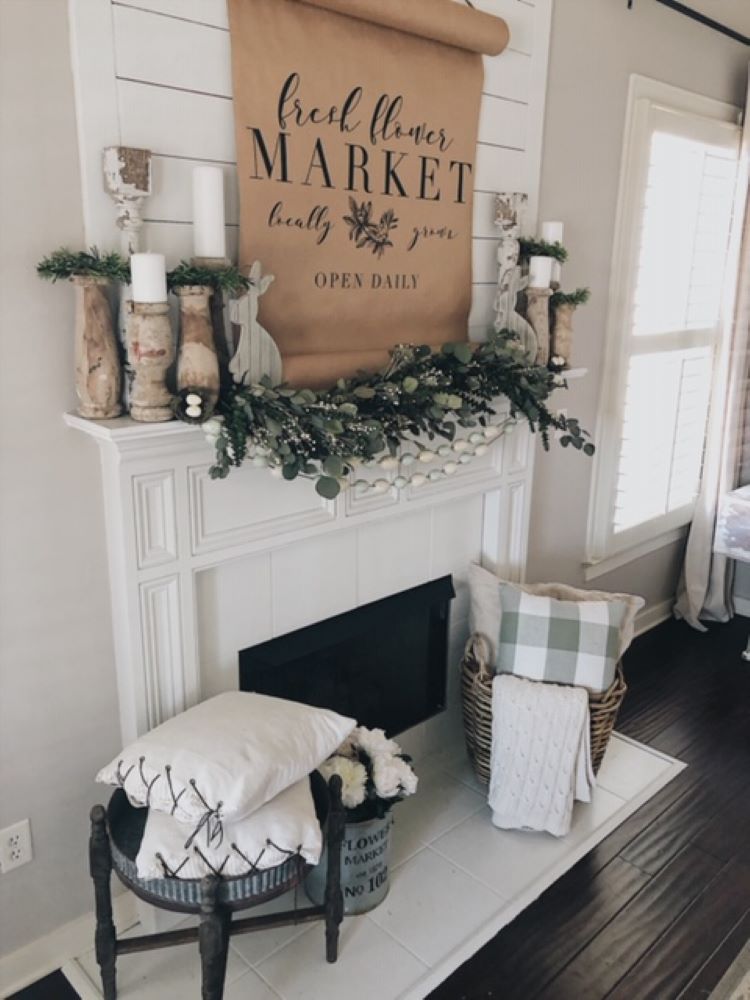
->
[69,0,552,338]
[66,0,551,752]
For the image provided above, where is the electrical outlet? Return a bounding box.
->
[0,819,32,874]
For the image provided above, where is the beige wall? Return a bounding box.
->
[0,0,120,959]
[527,0,748,608]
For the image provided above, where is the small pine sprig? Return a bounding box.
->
[166,261,252,294]
[36,247,130,283]
[551,287,591,308]
[519,239,568,263]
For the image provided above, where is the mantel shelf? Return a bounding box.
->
[64,411,202,444]
[563,368,588,380]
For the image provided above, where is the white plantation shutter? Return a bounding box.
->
[587,79,742,570]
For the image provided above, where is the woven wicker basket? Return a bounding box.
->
[460,634,627,786]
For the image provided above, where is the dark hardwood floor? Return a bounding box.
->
[11,616,750,1000]
[430,614,750,1000]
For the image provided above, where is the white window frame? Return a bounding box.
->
[585,75,741,581]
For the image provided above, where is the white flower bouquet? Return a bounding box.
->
[318,726,418,821]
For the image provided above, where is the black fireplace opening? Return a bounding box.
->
[239,576,455,736]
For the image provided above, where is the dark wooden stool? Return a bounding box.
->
[89,773,345,1000]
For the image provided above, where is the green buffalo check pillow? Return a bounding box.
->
[469,565,645,692]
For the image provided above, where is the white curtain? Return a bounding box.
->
[675,73,750,630]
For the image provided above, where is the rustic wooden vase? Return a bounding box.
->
[72,276,122,419]
[525,286,553,366]
[175,285,220,405]
[126,301,175,422]
[552,302,576,366]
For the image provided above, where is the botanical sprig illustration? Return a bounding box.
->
[343,198,399,258]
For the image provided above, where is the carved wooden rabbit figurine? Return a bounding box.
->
[228,261,281,385]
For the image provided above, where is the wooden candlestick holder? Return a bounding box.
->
[191,256,232,379]
[525,287,553,367]
[126,301,175,422]
[175,285,220,406]
[72,276,122,419]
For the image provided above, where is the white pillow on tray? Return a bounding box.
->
[136,777,322,880]
[97,691,355,827]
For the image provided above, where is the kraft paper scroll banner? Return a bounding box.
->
[227,0,510,388]
[295,0,510,55]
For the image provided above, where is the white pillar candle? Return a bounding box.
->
[541,221,564,244]
[528,255,553,289]
[192,166,226,259]
[130,252,167,303]
[541,222,564,284]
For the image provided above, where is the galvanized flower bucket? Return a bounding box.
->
[305,813,392,914]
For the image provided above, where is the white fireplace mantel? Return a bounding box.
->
[66,408,538,749]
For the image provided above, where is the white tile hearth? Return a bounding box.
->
[368,849,502,967]
[65,734,684,1000]
[256,915,427,1000]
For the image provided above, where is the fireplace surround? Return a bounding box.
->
[65,406,533,760]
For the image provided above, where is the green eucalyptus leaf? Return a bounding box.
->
[316,476,341,500]
[453,343,473,364]
[402,376,419,394]
[323,455,344,478]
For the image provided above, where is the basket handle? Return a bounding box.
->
[464,633,494,682]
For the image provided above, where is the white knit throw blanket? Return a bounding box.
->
[489,674,595,837]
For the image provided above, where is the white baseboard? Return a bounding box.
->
[734,595,750,618]
[0,889,137,999]
[634,597,674,637]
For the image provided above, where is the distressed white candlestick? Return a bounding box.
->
[131,252,167,304]
[528,255,553,289]
[192,166,226,259]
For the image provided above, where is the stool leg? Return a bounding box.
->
[199,875,231,1000]
[89,805,117,1000]
[324,775,345,963]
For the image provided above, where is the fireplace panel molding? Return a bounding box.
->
[133,470,178,570]
[188,464,336,556]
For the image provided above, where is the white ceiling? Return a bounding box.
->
[666,1,750,39]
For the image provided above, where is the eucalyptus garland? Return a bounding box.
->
[204,330,593,499]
